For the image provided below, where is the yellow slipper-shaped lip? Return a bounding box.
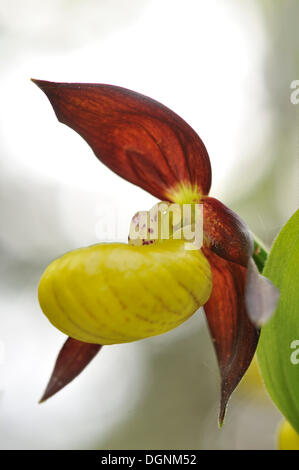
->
[38,239,212,345]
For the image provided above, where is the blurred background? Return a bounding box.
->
[0,0,298,450]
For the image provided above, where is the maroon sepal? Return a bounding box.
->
[203,197,253,267]
[39,337,102,403]
[202,248,259,425]
[32,79,211,200]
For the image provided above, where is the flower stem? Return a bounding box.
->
[253,236,269,273]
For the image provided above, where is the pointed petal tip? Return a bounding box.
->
[38,396,47,405]
[218,408,225,428]
[31,78,44,87]
[38,379,61,404]
[31,78,63,97]
[31,78,51,96]
[40,337,102,403]
[218,388,229,427]
[31,78,54,92]
[203,249,259,426]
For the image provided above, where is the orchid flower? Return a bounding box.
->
[32,80,279,424]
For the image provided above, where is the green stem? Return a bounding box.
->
[253,236,269,273]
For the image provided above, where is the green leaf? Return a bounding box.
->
[257,209,299,433]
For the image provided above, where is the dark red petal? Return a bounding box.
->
[32,79,211,200]
[39,337,102,403]
[203,197,253,267]
[202,248,259,425]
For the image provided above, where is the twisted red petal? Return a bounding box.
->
[202,248,259,425]
[39,337,102,403]
[32,79,211,200]
[203,198,279,326]
[203,197,253,267]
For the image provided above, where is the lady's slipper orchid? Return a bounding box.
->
[32,80,279,424]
